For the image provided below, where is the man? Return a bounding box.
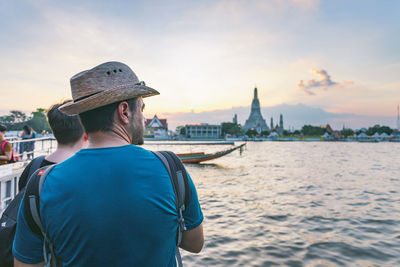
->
[19,125,36,160]
[0,102,87,267]
[0,124,12,165]
[17,101,88,191]
[13,61,204,266]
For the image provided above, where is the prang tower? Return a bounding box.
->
[243,87,269,133]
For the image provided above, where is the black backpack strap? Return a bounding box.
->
[153,151,190,267]
[23,164,61,267]
[28,156,46,180]
[23,164,56,236]
[153,151,191,213]
[0,155,44,267]
[163,151,190,208]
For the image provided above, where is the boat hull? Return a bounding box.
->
[176,144,246,164]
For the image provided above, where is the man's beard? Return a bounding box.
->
[131,124,144,145]
[136,135,144,145]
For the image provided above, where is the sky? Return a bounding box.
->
[0,0,399,129]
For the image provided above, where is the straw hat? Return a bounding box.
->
[59,61,159,115]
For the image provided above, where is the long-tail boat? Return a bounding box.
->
[176,143,246,163]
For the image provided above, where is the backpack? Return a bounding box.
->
[23,151,190,267]
[153,151,190,267]
[1,140,19,163]
[0,156,45,267]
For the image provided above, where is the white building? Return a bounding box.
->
[185,124,222,139]
[145,115,168,139]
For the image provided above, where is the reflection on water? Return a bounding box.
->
[185,163,229,170]
[144,142,400,267]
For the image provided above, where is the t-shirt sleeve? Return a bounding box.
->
[13,197,44,264]
[182,172,203,230]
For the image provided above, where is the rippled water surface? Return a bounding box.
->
[143,142,400,267]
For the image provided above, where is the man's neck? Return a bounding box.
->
[87,130,130,149]
[46,143,82,163]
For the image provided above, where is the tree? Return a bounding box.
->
[28,108,50,132]
[175,126,186,136]
[0,110,29,130]
[0,108,52,132]
[301,125,325,136]
[260,130,270,137]
[0,115,14,125]
[245,129,258,137]
[366,124,393,135]
[380,126,393,135]
[282,130,289,136]
[341,128,354,137]
[10,110,28,123]
[221,122,243,136]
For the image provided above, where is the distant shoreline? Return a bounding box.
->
[144,137,399,143]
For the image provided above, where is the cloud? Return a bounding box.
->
[298,68,338,95]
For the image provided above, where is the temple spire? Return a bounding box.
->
[244,86,269,133]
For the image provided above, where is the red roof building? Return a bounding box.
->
[145,115,168,138]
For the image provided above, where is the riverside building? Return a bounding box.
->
[145,115,168,139]
[185,124,222,139]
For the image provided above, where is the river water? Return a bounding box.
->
[142,142,400,267]
[11,140,400,266]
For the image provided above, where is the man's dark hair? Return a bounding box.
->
[79,98,137,133]
[47,101,84,145]
[0,124,6,132]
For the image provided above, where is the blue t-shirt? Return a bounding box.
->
[13,145,203,266]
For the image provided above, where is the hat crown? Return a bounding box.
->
[70,61,140,101]
[59,61,159,115]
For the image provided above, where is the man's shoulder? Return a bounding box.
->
[126,144,153,154]
[108,145,159,161]
[19,156,51,188]
[55,145,158,168]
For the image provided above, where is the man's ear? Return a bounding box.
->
[116,101,131,125]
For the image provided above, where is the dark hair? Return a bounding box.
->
[47,101,85,145]
[79,98,138,133]
[23,125,31,135]
[0,124,6,132]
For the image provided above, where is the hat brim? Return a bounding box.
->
[59,84,159,115]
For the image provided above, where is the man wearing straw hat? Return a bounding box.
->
[13,62,204,267]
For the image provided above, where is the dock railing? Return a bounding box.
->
[0,162,27,213]
[0,137,55,215]
[6,136,56,160]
